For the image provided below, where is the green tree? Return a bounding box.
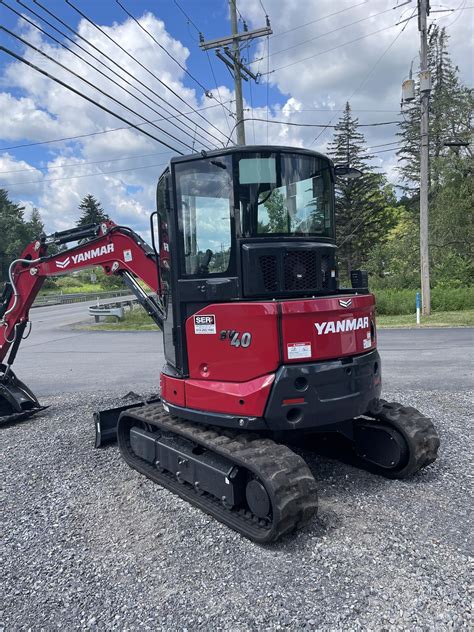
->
[0,189,30,282]
[396,26,473,288]
[77,194,109,227]
[26,207,45,241]
[328,102,398,277]
[261,189,289,233]
[397,26,472,189]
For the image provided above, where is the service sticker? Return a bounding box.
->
[287,342,312,360]
[194,314,216,334]
[123,249,133,262]
[363,338,372,349]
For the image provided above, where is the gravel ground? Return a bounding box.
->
[1,389,472,631]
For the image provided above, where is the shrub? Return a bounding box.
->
[374,287,474,315]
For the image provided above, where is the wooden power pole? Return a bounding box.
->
[418,0,432,315]
[200,1,272,146]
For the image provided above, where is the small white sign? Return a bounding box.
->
[363,338,372,349]
[194,314,216,334]
[123,249,133,262]
[287,342,312,360]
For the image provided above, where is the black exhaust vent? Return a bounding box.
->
[242,242,337,298]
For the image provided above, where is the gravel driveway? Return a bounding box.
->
[1,389,471,631]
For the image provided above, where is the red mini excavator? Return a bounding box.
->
[0,145,439,542]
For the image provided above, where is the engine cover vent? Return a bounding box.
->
[242,242,337,298]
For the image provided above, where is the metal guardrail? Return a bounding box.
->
[89,298,138,322]
[33,289,131,308]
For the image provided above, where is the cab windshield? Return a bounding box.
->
[238,152,334,238]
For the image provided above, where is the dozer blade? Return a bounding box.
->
[94,395,161,448]
[0,364,47,427]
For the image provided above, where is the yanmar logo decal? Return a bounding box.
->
[315,316,369,335]
[339,298,353,308]
[55,244,114,269]
[56,257,70,269]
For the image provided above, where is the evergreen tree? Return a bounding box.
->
[0,189,30,282]
[395,26,473,286]
[328,103,398,277]
[26,207,45,241]
[77,194,109,227]
[397,26,473,189]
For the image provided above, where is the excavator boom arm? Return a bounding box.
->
[0,221,164,367]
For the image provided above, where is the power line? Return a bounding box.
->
[1,161,169,187]
[25,0,223,150]
[264,23,401,74]
[3,1,216,151]
[0,45,185,155]
[310,9,416,146]
[253,5,396,62]
[171,0,235,138]
[115,0,212,97]
[0,101,232,152]
[173,0,201,34]
[225,116,400,144]
[0,151,171,174]
[65,0,232,146]
[205,50,234,138]
[270,0,371,39]
[2,27,197,152]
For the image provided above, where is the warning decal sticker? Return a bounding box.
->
[193,314,216,334]
[287,342,312,360]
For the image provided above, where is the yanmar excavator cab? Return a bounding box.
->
[0,146,439,542]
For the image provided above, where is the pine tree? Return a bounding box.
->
[397,26,473,189]
[0,189,30,282]
[77,194,109,227]
[26,207,45,241]
[328,103,398,277]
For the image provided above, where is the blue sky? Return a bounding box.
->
[0,0,471,235]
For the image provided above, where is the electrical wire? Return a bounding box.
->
[0,46,185,155]
[225,117,400,144]
[115,0,212,96]
[270,0,371,39]
[0,102,232,152]
[245,40,256,144]
[1,28,197,152]
[6,0,218,151]
[1,161,169,187]
[173,0,201,34]
[65,0,232,146]
[266,35,270,144]
[0,151,171,175]
[205,50,235,138]
[310,8,416,147]
[26,0,224,149]
[263,23,402,74]
[253,5,396,62]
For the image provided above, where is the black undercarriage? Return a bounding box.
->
[108,398,439,542]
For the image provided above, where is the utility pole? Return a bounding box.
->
[230,0,245,145]
[418,0,432,316]
[200,1,272,146]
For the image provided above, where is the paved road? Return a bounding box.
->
[11,302,473,395]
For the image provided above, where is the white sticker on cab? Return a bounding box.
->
[287,342,312,360]
[194,314,216,334]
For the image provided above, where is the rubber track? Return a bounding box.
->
[360,399,440,478]
[118,403,318,543]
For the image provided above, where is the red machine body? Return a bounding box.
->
[160,295,377,419]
